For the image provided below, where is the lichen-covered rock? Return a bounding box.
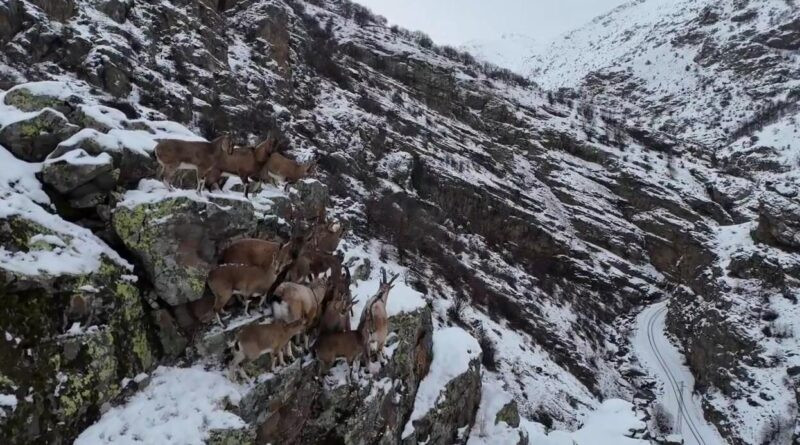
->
[0,234,155,445]
[207,426,257,445]
[495,400,521,428]
[112,194,270,306]
[754,192,800,249]
[0,109,80,161]
[4,86,76,114]
[232,306,434,445]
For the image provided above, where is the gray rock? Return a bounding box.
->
[401,353,482,445]
[754,193,800,249]
[0,109,80,161]
[112,195,271,306]
[41,149,115,194]
[288,179,329,220]
[50,129,158,187]
[0,0,24,44]
[4,86,76,114]
[29,0,76,22]
[91,0,131,23]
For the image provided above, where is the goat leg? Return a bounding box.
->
[277,348,286,367]
[284,342,294,362]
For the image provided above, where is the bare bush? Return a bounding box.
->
[447,291,468,326]
[759,414,793,445]
[651,402,673,436]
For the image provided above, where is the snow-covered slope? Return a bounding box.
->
[459,33,541,74]
[531,0,800,145]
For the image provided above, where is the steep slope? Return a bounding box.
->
[0,0,792,444]
[532,1,800,444]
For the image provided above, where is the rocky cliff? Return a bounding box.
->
[0,0,795,444]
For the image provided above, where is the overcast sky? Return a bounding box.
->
[353,0,628,46]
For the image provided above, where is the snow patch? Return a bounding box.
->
[75,366,247,445]
[402,327,480,439]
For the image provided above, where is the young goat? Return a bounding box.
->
[261,152,315,186]
[313,329,367,383]
[229,319,306,380]
[204,138,275,197]
[271,277,328,348]
[357,269,399,363]
[154,134,232,192]
[208,243,293,326]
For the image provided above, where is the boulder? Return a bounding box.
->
[4,85,77,114]
[112,194,271,306]
[754,193,800,249]
[41,149,115,194]
[0,109,80,161]
[49,129,158,187]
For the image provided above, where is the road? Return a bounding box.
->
[633,301,726,445]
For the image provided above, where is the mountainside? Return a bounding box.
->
[0,0,798,444]
[532,1,800,444]
[532,0,800,146]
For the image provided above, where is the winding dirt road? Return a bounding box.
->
[633,301,726,445]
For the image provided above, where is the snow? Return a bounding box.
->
[632,301,725,445]
[345,241,427,328]
[75,366,247,445]
[78,104,128,129]
[523,399,648,445]
[402,327,480,439]
[0,145,49,205]
[459,33,542,75]
[0,145,129,276]
[467,377,525,445]
[45,148,113,166]
[0,393,17,416]
[118,178,285,215]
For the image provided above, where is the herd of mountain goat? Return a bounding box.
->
[153,132,399,383]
